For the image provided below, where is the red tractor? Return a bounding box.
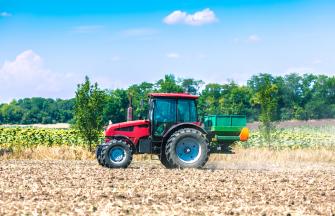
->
[96,93,249,169]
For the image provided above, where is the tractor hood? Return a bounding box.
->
[104,120,150,136]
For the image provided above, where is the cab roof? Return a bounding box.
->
[149,93,199,99]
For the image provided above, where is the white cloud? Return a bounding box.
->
[72,25,104,33]
[0,50,77,102]
[0,12,12,17]
[164,11,187,25]
[163,8,217,26]
[166,52,181,59]
[247,34,261,43]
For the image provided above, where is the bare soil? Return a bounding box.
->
[0,160,334,215]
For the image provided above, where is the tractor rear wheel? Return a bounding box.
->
[101,139,132,168]
[158,153,176,169]
[165,128,209,169]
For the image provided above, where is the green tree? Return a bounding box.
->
[0,101,24,124]
[199,81,253,120]
[305,75,335,119]
[74,76,107,151]
[198,83,223,118]
[180,78,204,95]
[249,74,278,148]
[103,89,128,123]
[0,97,74,124]
[1,73,334,125]
[127,82,154,119]
[155,74,184,93]
[222,84,253,117]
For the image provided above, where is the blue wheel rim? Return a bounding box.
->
[175,137,201,163]
[109,146,126,163]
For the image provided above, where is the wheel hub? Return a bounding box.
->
[176,137,201,164]
[109,146,126,163]
[184,148,191,153]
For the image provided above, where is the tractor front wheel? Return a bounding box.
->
[165,128,210,169]
[101,139,133,168]
[96,143,108,166]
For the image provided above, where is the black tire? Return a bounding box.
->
[96,143,108,166]
[165,128,210,169]
[158,153,176,169]
[96,144,102,165]
[101,139,133,168]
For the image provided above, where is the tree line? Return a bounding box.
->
[0,97,74,124]
[0,73,334,125]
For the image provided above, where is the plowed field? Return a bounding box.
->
[0,160,334,215]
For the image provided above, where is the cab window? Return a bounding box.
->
[153,99,176,136]
[177,99,197,122]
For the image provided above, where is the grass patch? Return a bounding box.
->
[1,146,94,160]
[210,147,335,163]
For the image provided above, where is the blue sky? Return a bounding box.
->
[0,0,334,102]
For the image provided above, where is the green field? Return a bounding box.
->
[1,125,334,151]
[0,127,88,150]
[238,125,335,149]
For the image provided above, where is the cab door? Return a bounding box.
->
[151,98,177,138]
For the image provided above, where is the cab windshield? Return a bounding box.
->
[152,98,197,136]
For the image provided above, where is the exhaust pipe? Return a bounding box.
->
[127,97,133,121]
[127,106,133,121]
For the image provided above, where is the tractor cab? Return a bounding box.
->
[148,93,199,139]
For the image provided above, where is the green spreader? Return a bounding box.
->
[203,115,249,147]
